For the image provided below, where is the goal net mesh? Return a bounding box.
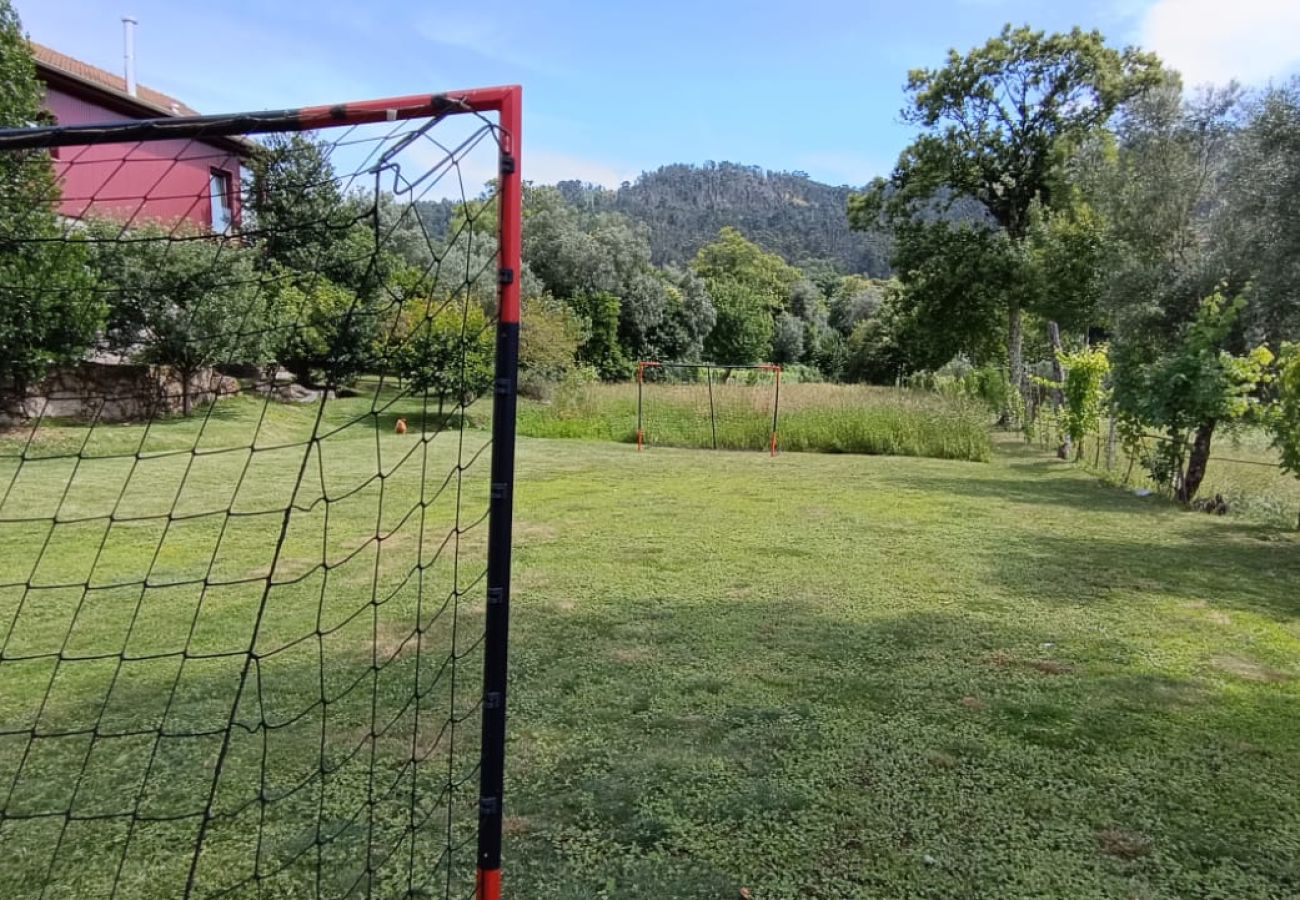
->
[637,363,780,453]
[0,96,516,899]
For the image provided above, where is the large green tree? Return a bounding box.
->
[0,2,100,408]
[90,222,273,415]
[692,227,801,366]
[246,133,389,385]
[1217,79,1300,344]
[850,25,1162,390]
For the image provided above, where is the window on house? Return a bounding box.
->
[210,169,233,234]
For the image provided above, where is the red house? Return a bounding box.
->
[33,42,245,233]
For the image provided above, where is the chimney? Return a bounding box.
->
[121,16,138,97]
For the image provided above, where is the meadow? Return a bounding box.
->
[517,381,993,462]
[2,394,1299,898]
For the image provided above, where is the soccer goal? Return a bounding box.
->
[636,362,782,454]
[0,87,520,900]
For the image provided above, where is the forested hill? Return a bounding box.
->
[416,161,893,277]
[553,162,891,276]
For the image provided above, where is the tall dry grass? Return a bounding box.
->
[516,382,992,462]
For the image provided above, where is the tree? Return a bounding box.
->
[518,295,583,397]
[829,276,886,336]
[1113,292,1273,503]
[246,133,382,293]
[692,227,801,314]
[650,267,716,363]
[691,227,801,367]
[570,291,629,380]
[1269,343,1300,527]
[391,299,494,407]
[0,1,101,407]
[1217,79,1300,344]
[851,25,1162,392]
[90,222,273,415]
[522,188,679,361]
[703,280,773,368]
[771,313,805,366]
[1043,343,1110,461]
[271,273,366,387]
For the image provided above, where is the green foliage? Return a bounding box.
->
[692,226,801,314]
[549,162,893,274]
[1218,79,1300,343]
[0,4,101,402]
[828,275,886,335]
[245,133,382,294]
[87,221,272,413]
[390,298,494,403]
[571,291,630,380]
[271,273,369,387]
[518,295,584,399]
[702,280,774,366]
[651,266,716,363]
[1027,199,1109,332]
[771,313,805,365]
[1052,344,1111,458]
[1113,293,1273,496]
[883,221,1017,370]
[1268,343,1300,486]
[523,187,691,362]
[851,24,1163,387]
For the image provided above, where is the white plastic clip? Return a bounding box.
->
[385,108,397,121]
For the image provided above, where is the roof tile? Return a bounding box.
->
[30,41,201,118]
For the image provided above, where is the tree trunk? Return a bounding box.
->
[1047,321,1070,460]
[180,368,193,417]
[1008,298,1024,425]
[1177,420,1216,504]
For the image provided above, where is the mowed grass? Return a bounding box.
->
[0,393,491,899]
[2,397,1300,898]
[517,382,993,462]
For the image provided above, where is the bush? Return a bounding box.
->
[389,299,494,405]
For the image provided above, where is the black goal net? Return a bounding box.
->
[0,88,521,900]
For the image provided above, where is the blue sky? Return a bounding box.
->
[17,0,1300,192]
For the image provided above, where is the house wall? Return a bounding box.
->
[43,86,242,231]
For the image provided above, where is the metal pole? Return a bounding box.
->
[706,364,717,450]
[637,362,645,451]
[476,85,521,900]
[771,365,781,456]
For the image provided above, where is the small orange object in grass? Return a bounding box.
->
[394,418,408,435]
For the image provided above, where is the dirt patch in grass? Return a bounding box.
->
[502,815,532,837]
[514,521,559,546]
[610,645,654,664]
[364,619,419,663]
[1211,654,1291,683]
[987,649,1075,676]
[1098,828,1153,860]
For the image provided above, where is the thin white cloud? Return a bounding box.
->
[1139,0,1300,87]
[796,151,890,187]
[523,151,637,188]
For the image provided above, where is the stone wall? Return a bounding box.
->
[1,362,240,424]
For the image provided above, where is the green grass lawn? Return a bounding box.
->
[3,398,1300,898]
